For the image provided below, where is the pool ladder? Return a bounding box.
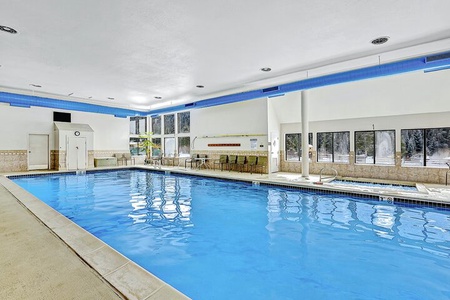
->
[319,167,338,183]
[446,163,450,186]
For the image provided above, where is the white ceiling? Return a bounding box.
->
[1,0,450,111]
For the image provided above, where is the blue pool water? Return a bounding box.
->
[12,170,450,300]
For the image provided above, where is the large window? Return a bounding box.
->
[317,132,350,163]
[151,116,161,135]
[285,133,312,161]
[178,137,190,157]
[402,127,450,167]
[355,130,395,165]
[164,114,175,134]
[129,137,146,156]
[164,137,176,156]
[177,112,190,133]
[129,117,147,135]
[152,138,161,156]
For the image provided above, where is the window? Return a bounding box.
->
[129,138,146,156]
[164,114,175,134]
[129,117,147,135]
[152,138,161,156]
[317,132,350,163]
[355,130,395,165]
[177,112,190,133]
[285,133,313,161]
[151,116,161,135]
[402,127,450,167]
[178,137,190,157]
[164,137,176,156]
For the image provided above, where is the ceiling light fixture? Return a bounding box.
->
[107,97,115,100]
[29,84,42,88]
[68,93,74,96]
[196,85,204,88]
[260,67,272,72]
[88,96,92,99]
[154,96,162,99]
[371,36,389,45]
[0,25,18,34]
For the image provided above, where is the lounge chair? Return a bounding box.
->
[236,155,246,172]
[247,156,258,174]
[214,155,228,171]
[255,156,267,174]
[228,155,237,171]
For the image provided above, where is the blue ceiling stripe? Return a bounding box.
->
[149,51,450,115]
[1,51,450,117]
[0,92,147,117]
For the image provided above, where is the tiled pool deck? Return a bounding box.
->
[1,164,450,299]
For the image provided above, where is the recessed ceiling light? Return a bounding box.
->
[29,84,42,88]
[260,67,272,72]
[88,96,92,99]
[68,93,74,96]
[371,36,389,45]
[154,96,162,100]
[107,97,114,100]
[196,85,205,88]
[0,25,18,34]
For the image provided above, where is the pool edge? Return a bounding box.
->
[0,175,191,300]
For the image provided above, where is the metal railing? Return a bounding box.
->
[319,167,338,182]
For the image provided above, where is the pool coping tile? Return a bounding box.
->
[0,175,191,300]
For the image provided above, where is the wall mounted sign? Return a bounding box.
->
[208,143,241,147]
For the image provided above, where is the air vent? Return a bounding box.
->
[425,52,450,63]
[371,36,389,45]
[185,103,196,108]
[262,86,279,93]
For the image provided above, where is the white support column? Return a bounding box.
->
[301,90,310,178]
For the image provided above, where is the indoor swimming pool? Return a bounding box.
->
[11,170,450,300]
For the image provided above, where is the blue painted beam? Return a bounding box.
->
[0,92,147,117]
[149,51,450,115]
[1,51,450,117]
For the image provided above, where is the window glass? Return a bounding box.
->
[375,130,395,165]
[177,112,190,133]
[151,116,161,135]
[317,132,332,162]
[333,132,350,163]
[285,134,300,161]
[285,133,313,161]
[164,137,176,156]
[355,131,375,164]
[401,129,424,166]
[152,138,161,156]
[426,128,450,167]
[178,137,190,157]
[129,117,147,135]
[129,137,146,156]
[164,114,175,134]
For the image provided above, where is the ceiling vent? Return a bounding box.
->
[425,52,450,63]
[371,36,389,45]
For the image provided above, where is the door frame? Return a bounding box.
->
[28,134,50,170]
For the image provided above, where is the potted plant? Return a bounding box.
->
[138,132,160,159]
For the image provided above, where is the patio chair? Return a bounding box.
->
[197,154,208,169]
[228,155,237,171]
[247,156,258,174]
[122,153,135,165]
[185,154,198,169]
[255,156,267,174]
[214,155,228,171]
[236,155,246,172]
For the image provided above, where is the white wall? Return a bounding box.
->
[0,105,129,151]
[272,69,450,124]
[190,98,268,151]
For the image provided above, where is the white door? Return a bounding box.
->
[270,131,280,173]
[28,134,49,170]
[67,137,87,170]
